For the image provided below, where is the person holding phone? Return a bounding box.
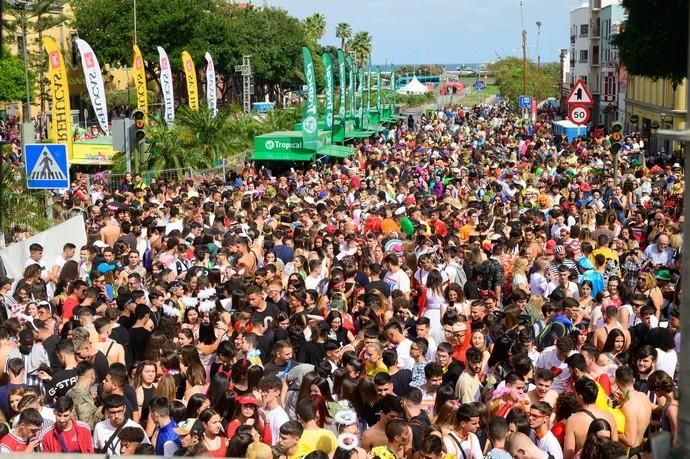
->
[0,407,43,452]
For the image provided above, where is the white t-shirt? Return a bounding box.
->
[396,338,414,370]
[445,431,483,459]
[655,348,677,377]
[93,419,149,455]
[265,405,290,446]
[536,347,573,393]
[532,430,563,459]
[383,269,411,294]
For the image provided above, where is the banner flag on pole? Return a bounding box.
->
[75,39,109,135]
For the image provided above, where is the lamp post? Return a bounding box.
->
[536,21,542,71]
[17,0,31,122]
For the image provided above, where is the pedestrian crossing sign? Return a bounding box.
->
[25,143,70,189]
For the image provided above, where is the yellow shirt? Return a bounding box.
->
[291,428,337,459]
[366,360,388,377]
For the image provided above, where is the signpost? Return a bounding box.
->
[565,79,593,127]
[565,79,594,105]
[25,144,70,189]
[568,105,590,126]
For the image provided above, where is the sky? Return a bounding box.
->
[262,0,588,65]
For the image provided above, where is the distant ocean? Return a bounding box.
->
[373,63,489,71]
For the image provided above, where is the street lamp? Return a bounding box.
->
[536,21,542,71]
[16,0,32,122]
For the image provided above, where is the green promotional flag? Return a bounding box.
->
[367,56,372,112]
[390,66,395,110]
[358,67,364,126]
[346,55,355,118]
[301,46,318,151]
[337,50,346,119]
[376,66,382,110]
[322,53,334,131]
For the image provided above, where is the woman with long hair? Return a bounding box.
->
[133,360,157,431]
[225,395,271,443]
[199,408,228,457]
[598,328,626,367]
[325,310,354,346]
[421,269,447,344]
[183,361,208,402]
[157,351,184,400]
[635,272,664,320]
[511,257,530,293]
[444,282,470,318]
[184,393,210,420]
[649,370,678,447]
[55,260,79,297]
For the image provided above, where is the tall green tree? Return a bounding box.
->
[335,22,352,52]
[350,31,372,68]
[0,53,35,102]
[488,57,559,104]
[1,162,51,243]
[614,0,688,85]
[303,12,326,43]
[4,0,67,116]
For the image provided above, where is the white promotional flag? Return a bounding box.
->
[157,46,175,123]
[75,39,109,135]
[205,52,217,117]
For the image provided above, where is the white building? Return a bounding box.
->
[568,0,623,127]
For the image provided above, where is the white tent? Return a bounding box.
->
[397,76,428,95]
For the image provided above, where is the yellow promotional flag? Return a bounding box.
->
[42,37,72,155]
[181,51,199,111]
[132,44,148,123]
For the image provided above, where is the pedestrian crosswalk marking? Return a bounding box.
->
[28,146,67,181]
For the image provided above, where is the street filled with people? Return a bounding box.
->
[0,102,683,459]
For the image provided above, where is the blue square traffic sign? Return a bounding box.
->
[25,143,70,189]
[519,95,532,109]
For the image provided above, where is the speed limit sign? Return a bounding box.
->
[568,105,590,125]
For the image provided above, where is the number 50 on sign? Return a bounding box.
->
[568,105,590,126]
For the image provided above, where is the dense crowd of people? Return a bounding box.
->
[0,102,683,459]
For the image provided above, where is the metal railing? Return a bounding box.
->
[88,152,247,195]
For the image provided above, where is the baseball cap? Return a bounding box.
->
[236,395,259,406]
[174,418,203,436]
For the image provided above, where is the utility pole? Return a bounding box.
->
[522,30,527,94]
[235,55,253,113]
[133,0,137,45]
[536,21,542,71]
[520,1,527,94]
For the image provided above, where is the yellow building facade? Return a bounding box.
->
[625,75,687,153]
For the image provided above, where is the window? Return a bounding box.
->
[580,24,589,37]
[604,75,615,96]
[579,50,589,63]
[581,76,588,85]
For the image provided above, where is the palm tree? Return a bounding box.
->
[175,107,237,165]
[350,31,373,68]
[304,12,326,43]
[335,22,352,52]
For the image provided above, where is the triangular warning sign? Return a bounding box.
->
[29,146,67,181]
[566,79,593,105]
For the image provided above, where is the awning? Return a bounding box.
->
[318,144,354,158]
[346,129,376,139]
[252,151,315,161]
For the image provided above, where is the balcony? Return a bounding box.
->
[591,25,600,38]
[592,0,601,10]
[571,35,576,44]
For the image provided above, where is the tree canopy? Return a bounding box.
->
[614,0,688,85]
[488,57,560,104]
[0,53,35,102]
[71,0,307,97]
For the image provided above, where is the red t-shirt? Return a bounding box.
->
[62,296,80,322]
[0,431,30,452]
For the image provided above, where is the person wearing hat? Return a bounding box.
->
[226,395,271,443]
[173,419,205,456]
